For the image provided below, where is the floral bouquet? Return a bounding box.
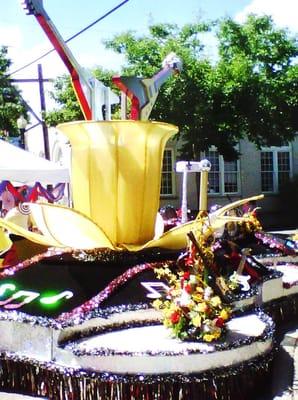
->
[153,229,231,342]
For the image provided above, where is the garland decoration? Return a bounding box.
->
[0,181,66,206]
[0,346,275,400]
[241,208,263,233]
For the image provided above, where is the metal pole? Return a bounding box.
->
[199,170,209,212]
[181,170,188,223]
[120,92,127,120]
[38,64,50,160]
[19,128,25,149]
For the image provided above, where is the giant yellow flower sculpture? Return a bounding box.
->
[0,120,264,253]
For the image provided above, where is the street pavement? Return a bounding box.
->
[269,322,298,400]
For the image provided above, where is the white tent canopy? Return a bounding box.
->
[0,139,69,184]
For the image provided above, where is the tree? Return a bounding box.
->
[105,16,298,160]
[212,15,298,157]
[104,22,215,159]
[46,16,298,160]
[45,68,120,126]
[44,74,84,126]
[0,46,27,138]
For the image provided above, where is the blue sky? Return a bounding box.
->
[1,0,297,120]
[3,0,253,75]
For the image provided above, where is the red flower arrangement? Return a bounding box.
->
[153,228,231,342]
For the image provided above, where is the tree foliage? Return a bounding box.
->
[44,75,84,126]
[44,68,120,126]
[46,15,298,160]
[0,46,27,138]
[104,22,215,158]
[214,15,298,156]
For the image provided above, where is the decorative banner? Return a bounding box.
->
[0,181,8,195]
[0,181,66,207]
[35,182,66,202]
[1,190,15,211]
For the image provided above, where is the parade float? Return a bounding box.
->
[0,1,296,399]
[0,119,296,400]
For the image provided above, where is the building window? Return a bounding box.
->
[161,148,175,196]
[205,149,240,195]
[261,147,291,193]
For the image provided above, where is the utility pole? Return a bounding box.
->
[10,64,51,160]
[38,64,50,160]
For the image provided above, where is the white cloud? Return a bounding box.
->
[200,32,219,64]
[72,43,125,72]
[236,0,298,32]
[0,25,23,51]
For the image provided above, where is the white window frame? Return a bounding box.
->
[160,148,176,197]
[260,145,292,193]
[203,146,240,195]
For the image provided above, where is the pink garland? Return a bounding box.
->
[57,263,153,323]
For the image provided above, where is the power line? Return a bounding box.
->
[8,0,130,77]
[65,0,130,43]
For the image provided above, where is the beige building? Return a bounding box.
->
[160,136,298,229]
